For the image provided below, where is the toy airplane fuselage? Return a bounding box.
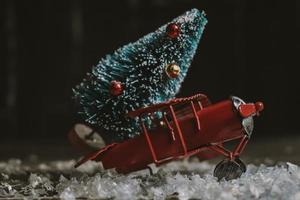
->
[72,93,263,180]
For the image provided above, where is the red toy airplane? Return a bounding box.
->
[69,93,264,180]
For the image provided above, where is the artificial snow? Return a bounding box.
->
[0,158,300,200]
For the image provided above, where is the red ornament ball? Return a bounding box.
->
[110,80,123,96]
[166,23,180,39]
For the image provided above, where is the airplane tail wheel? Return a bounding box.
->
[213,158,246,181]
[68,124,106,153]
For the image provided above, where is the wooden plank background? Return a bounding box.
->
[0,0,298,140]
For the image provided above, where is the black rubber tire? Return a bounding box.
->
[234,157,246,173]
[213,158,246,181]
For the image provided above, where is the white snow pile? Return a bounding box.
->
[0,159,300,200]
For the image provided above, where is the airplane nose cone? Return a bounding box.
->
[255,102,264,112]
[238,101,264,118]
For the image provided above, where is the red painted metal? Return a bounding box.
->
[209,145,230,157]
[191,101,201,132]
[141,119,159,163]
[75,143,118,168]
[169,105,188,155]
[233,136,249,156]
[163,114,176,141]
[75,93,263,174]
[239,104,257,118]
[255,102,264,116]
[127,94,210,118]
[239,101,264,118]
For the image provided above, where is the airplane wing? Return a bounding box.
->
[127,93,211,118]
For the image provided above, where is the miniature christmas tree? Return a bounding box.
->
[73,8,207,143]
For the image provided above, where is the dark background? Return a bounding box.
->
[0,0,299,147]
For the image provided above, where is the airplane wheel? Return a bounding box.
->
[234,157,246,173]
[213,158,246,181]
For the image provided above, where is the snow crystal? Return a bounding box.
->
[0,158,300,199]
